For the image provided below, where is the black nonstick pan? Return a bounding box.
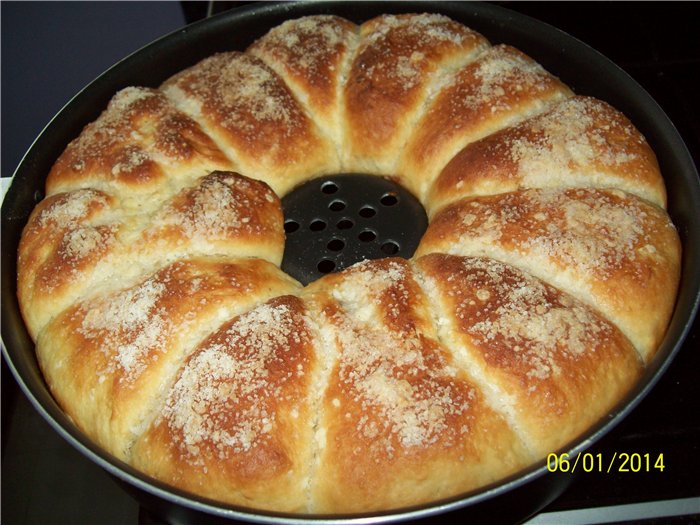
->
[2,2,699,524]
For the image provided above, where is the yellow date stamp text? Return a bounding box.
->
[546,452,665,473]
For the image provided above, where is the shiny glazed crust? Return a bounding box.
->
[17,13,681,514]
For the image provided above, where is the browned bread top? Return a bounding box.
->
[47,87,234,196]
[131,294,318,512]
[415,253,643,457]
[303,258,531,512]
[248,14,358,147]
[416,187,681,361]
[161,51,339,195]
[400,44,572,198]
[427,96,666,215]
[342,14,489,179]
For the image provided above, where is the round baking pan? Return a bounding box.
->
[2,2,699,524]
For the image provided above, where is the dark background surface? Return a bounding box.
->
[2,2,699,524]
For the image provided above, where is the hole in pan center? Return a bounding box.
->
[281,174,428,285]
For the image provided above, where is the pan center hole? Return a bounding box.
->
[281,174,428,285]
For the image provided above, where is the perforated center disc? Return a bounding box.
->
[281,174,428,285]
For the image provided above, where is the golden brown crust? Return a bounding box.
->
[248,15,359,147]
[161,52,339,195]
[36,258,301,461]
[136,170,284,265]
[130,295,317,511]
[303,259,531,512]
[47,87,233,197]
[342,13,490,177]
[416,188,681,361]
[414,254,643,457]
[17,188,119,338]
[18,170,285,341]
[400,45,572,199]
[427,96,666,216]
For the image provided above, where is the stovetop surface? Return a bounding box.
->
[2,2,699,524]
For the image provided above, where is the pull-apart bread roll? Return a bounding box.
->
[161,51,339,196]
[340,14,489,180]
[416,188,681,362]
[247,15,359,150]
[18,170,284,341]
[427,96,667,216]
[131,295,318,511]
[46,87,234,199]
[18,11,681,515]
[414,254,642,458]
[302,259,531,512]
[37,259,301,461]
[18,189,120,339]
[399,44,572,199]
[134,170,285,266]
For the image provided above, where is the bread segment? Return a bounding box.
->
[427,96,666,216]
[342,13,490,180]
[18,189,121,338]
[47,87,234,200]
[18,170,286,340]
[36,258,301,462]
[130,295,318,512]
[161,52,339,196]
[414,254,643,457]
[248,15,360,150]
[135,170,285,266]
[400,45,572,200]
[416,188,681,361]
[302,258,531,513]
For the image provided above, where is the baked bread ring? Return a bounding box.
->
[17,13,681,514]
